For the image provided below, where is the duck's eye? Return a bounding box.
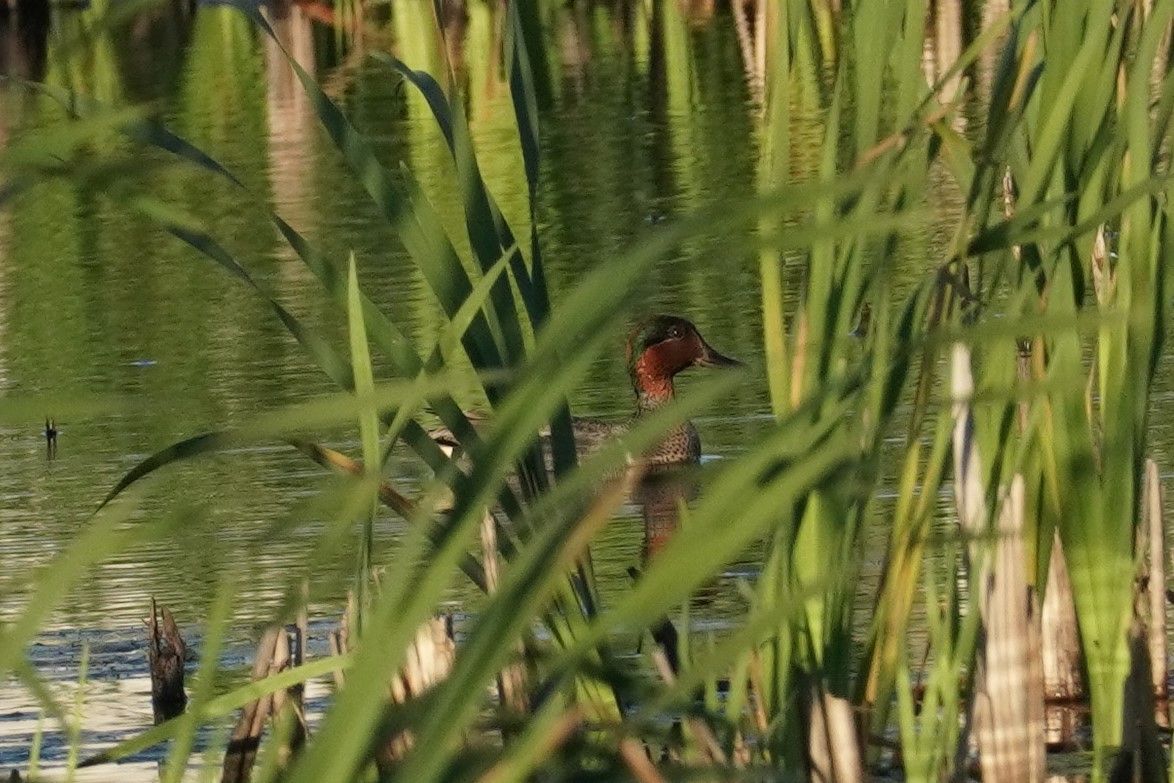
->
[668,326,683,339]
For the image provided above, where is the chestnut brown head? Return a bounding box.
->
[626,315,740,403]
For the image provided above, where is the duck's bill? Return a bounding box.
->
[696,342,743,368]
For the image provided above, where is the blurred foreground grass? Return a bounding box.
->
[2,0,1174,781]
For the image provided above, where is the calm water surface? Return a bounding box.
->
[0,0,1153,776]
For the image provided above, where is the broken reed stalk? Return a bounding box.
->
[952,345,1045,782]
[323,591,457,766]
[804,681,864,783]
[273,617,308,767]
[1008,166,1084,750]
[978,476,1045,783]
[380,616,456,765]
[619,736,669,783]
[329,591,357,688]
[146,599,186,724]
[482,510,529,721]
[296,584,309,672]
[221,626,307,783]
[222,628,281,783]
[1040,530,1084,746]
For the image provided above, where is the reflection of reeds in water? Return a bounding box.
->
[975,0,1011,107]
[556,2,592,97]
[921,0,964,128]
[0,4,49,83]
[677,0,715,28]
[433,0,468,79]
[731,0,767,106]
[0,142,7,387]
[263,1,317,252]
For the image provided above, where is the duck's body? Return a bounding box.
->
[559,413,699,466]
[431,315,739,468]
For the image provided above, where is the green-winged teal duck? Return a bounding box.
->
[432,314,741,467]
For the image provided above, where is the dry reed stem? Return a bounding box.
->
[805,683,864,783]
[269,626,307,768]
[754,0,767,96]
[747,649,770,737]
[731,730,751,769]
[296,588,309,669]
[973,477,1045,783]
[221,627,283,783]
[220,623,307,782]
[1041,530,1083,742]
[1091,225,1111,304]
[931,0,964,124]
[950,344,985,536]
[388,617,456,699]
[271,629,291,712]
[285,594,309,738]
[294,441,492,592]
[962,478,1047,783]
[383,617,456,762]
[856,104,951,167]
[328,630,346,688]
[329,590,356,688]
[620,737,668,783]
[952,347,1044,782]
[481,509,529,718]
[289,439,416,517]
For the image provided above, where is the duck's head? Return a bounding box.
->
[626,315,741,405]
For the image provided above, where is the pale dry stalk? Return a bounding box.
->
[805,682,864,783]
[482,510,529,718]
[383,617,456,761]
[221,627,283,783]
[952,346,1044,783]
